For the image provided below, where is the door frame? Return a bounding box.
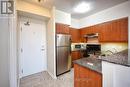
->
[9,8,50,86]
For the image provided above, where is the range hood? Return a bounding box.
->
[84,33,98,38]
[84,33,99,43]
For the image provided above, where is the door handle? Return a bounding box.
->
[41,49,45,51]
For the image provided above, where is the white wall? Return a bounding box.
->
[9,15,17,87]
[0,0,17,87]
[0,17,10,87]
[70,18,80,29]
[47,9,72,78]
[47,7,57,79]
[55,9,71,25]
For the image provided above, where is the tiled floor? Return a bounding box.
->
[20,69,74,87]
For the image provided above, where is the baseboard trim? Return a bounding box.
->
[47,70,57,79]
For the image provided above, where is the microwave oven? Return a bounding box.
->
[71,43,86,51]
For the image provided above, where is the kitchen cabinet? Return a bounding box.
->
[80,17,128,42]
[99,18,128,42]
[70,27,80,43]
[80,26,100,42]
[71,51,81,67]
[102,61,130,87]
[119,18,128,42]
[74,64,102,87]
[56,23,70,34]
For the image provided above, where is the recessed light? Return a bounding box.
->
[74,2,90,13]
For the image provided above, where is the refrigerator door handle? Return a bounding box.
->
[69,38,72,54]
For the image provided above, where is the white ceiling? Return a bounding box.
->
[21,0,128,19]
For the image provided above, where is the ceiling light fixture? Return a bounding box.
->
[74,2,90,13]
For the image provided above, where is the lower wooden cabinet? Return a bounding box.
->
[74,64,102,87]
[71,51,81,67]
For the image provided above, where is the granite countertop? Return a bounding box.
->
[73,49,129,74]
[73,57,102,74]
[100,49,130,67]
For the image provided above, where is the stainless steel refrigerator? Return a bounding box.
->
[56,34,71,76]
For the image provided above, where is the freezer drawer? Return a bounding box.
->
[57,34,71,46]
[56,47,71,75]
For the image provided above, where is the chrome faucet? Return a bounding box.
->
[105,50,114,55]
[113,48,118,53]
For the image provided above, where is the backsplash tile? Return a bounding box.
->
[101,43,128,54]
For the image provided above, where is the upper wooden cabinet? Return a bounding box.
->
[56,23,70,34]
[70,27,80,43]
[80,17,128,42]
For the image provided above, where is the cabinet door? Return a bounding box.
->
[111,20,118,41]
[99,23,107,42]
[71,51,81,67]
[74,64,102,87]
[120,18,128,42]
[63,24,70,34]
[80,28,90,42]
[56,23,70,34]
[70,28,80,43]
[56,23,61,34]
[105,22,113,42]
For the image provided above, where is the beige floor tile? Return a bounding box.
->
[20,69,74,87]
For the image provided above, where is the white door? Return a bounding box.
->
[20,17,47,78]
